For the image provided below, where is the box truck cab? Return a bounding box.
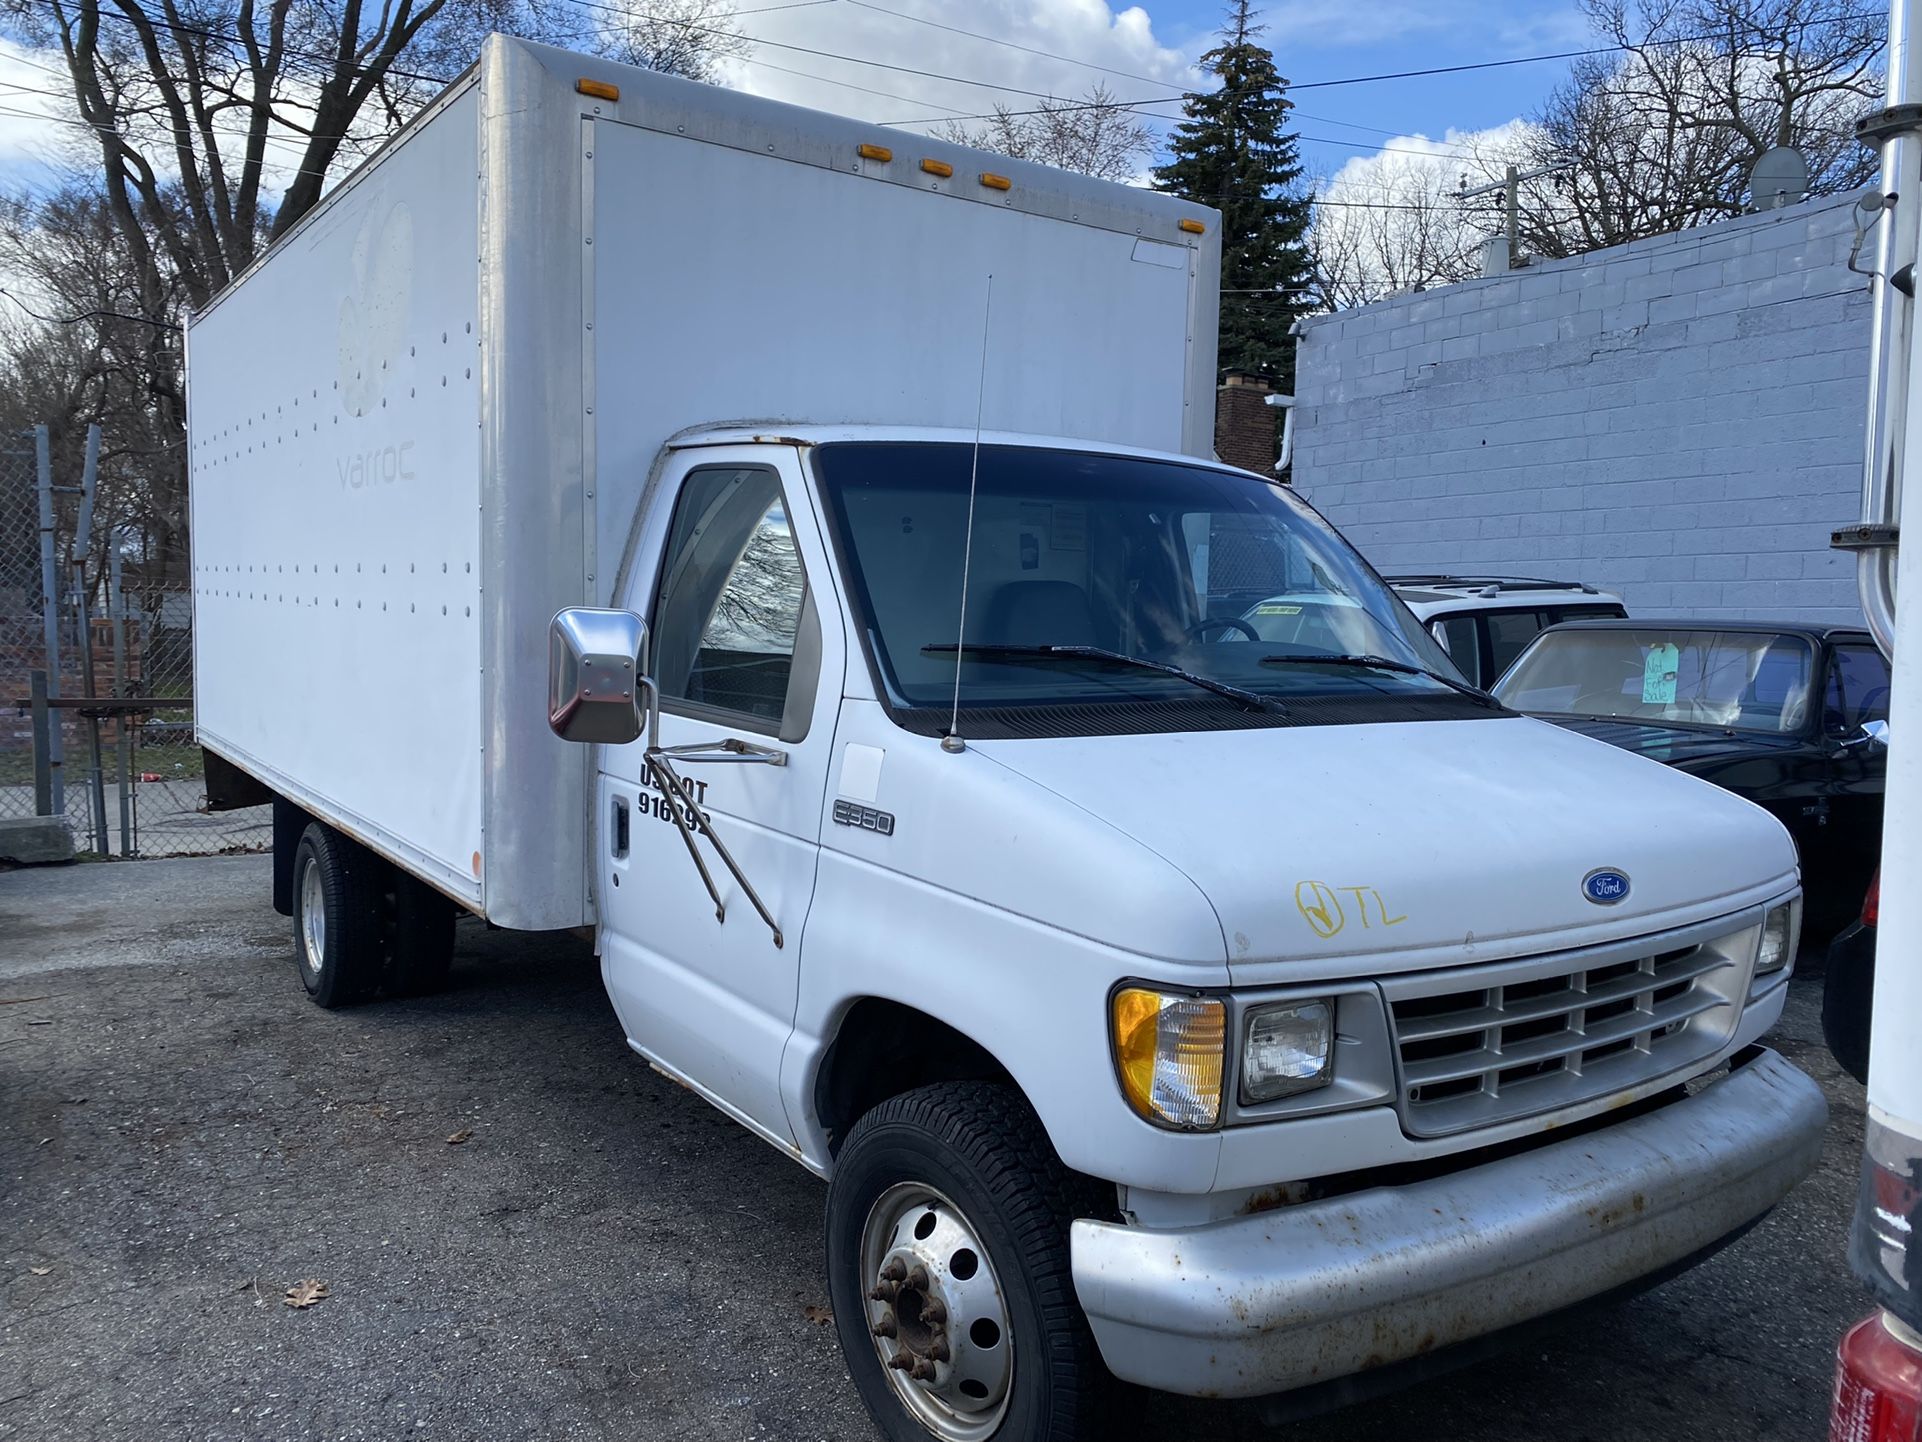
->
[189,37,1827,1440]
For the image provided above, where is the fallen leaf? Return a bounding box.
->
[283,1279,329,1309]
[28,1267,50,1277]
[445,1128,473,1145]
[802,1304,832,1326]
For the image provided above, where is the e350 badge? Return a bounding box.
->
[833,799,895,837]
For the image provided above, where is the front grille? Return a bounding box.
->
[1383,935,1744,1138]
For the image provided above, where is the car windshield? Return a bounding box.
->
[809,442,1461,724]
[1493,628,1817,734]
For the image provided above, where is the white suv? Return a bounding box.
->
[1387,575,1628,688]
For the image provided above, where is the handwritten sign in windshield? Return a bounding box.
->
[1642,643,1680,706]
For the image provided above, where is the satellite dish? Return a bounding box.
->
[1748,147,1810,211]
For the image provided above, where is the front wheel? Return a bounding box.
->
[826,1083,1110,1442]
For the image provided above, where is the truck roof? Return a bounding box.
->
[666,423,1267,476]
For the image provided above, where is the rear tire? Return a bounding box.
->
[826,1082,1111,1442]
[387,870,456,997]
[290,823,385,1009]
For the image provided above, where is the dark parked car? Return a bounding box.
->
[1823,871,1877,1085]
[1493,619,1889,936]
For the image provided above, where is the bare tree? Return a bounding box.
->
[934,84,1155,183]
[1311,152,1503,308]
[0,0,747,581]
[1517,0,1883,256]
[0,184,191,594]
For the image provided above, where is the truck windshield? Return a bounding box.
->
[1495,628,1817,734]
[810,442,1471,733]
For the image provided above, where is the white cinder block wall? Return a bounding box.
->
[1292,195,1873,624]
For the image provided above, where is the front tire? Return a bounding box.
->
[826,1083,1110,1442]
[291,823,384,1008]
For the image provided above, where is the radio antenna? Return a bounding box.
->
[942,273,993,755]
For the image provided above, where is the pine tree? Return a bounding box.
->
[1153,0,1313,385]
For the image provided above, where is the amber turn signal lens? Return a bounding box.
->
[1111,988,1225,1129]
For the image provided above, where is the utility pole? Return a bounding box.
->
[1458,161,1572,275]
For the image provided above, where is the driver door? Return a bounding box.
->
[597,446,844,1147]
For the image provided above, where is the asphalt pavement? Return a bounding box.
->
[0,855,1872,1440]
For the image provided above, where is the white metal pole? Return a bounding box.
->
[1854,0,1922,659]
[1853,0,1922,1319]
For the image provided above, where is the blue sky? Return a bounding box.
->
[1143,0,1589,178]
[0,0,1598,197]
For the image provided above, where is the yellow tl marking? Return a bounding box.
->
[1296,882,1406,937]
[1295,880,1345,939]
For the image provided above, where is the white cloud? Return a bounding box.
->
[1320,116,1533,202]
[0,39,87,185]
[714,0,1198,132]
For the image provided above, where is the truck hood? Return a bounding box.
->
[1533,715,1797,772]
[972,715,1798,981]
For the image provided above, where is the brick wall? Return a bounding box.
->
[1292,194,1871,623]
[1214,371,1279,475]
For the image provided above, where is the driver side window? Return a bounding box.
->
[652,466,819,739]
[1824,645,1893,735]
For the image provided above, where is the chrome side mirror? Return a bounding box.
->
[1839,717,1890,751]
[548,608,652,745]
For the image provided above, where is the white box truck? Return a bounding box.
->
[191,35,1828,1438]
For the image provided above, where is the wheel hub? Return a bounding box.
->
[861,1184,1012,1440]
[298,859,326,977]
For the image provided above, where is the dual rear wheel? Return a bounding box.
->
[291,821,456,1008]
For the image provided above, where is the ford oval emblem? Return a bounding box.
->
[1583,868,1631,906]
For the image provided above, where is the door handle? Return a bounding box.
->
[611,796,630,859]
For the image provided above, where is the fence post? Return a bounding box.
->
[111,549,131,856]
[29,668,51,816]
[71,429,106,856]
[73,559,106,855]
[33,424,62,815]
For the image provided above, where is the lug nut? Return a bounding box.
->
[880,1258,907,1283]
[887,1351,914,1372]
[871,1315,897,1338]
[921,1299,947,1326]
[906,1264,930,1292]
[868,1281,899,1303]
[928,1338,951,1363]
[910,1358,938,1381]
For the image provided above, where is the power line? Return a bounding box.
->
[557,0,1086,103]
[875,7,1887,127]
[836,0,1174,88]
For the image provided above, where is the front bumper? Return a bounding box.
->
[1070,1047,1827,1398]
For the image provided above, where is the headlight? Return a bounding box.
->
[1756,901,1799,975]
[1240,999,1334,1103]
[1110,988,1225,1129]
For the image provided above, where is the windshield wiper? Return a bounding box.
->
[923,642,1288,715]
[1257,652,1503,708]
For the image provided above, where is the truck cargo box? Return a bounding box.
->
[189,34,1220,929]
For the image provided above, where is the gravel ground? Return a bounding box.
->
[0,855,1871,1440]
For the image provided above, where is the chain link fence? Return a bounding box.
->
[0,429,268,858]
